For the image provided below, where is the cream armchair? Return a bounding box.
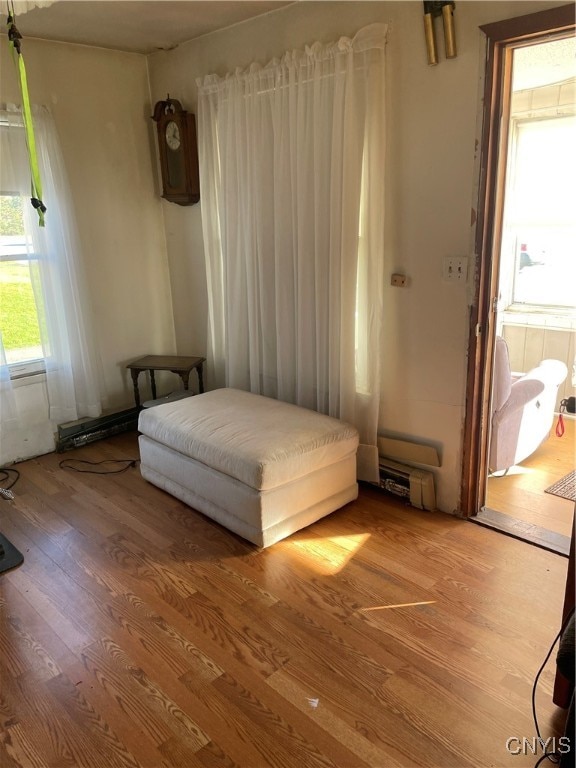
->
[489,336,568,473]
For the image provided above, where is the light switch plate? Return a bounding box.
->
[443,256,468,282]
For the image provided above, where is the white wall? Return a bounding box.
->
[0,37,175,461]
[148,0,561,513]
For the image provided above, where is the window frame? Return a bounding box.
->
[461,3,575,520]
[0,192,46,378]
[498,111,576,318]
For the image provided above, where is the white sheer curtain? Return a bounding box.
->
[0,338,17,429]
[197,24,387,481]
[0,104,105,425]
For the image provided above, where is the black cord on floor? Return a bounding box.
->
[58,458,139,475]
[532,606,575,767]
[0,467,20,490]
[0,467,20,501]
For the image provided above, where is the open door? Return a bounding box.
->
[461,4,575,520]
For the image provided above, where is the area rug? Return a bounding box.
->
[545,470,576,502]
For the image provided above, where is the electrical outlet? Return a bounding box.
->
[443,256,468,283]
[391,273,407,287]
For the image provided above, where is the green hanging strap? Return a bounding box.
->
[7,3,46,226]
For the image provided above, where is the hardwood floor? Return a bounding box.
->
[485,417,575,539]
[0,432,570,767]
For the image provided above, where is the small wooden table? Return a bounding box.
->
[126,355,205,408]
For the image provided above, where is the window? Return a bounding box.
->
[498,35,576,318]
[1,105,104,431]
[0,194,44,375]
[504,115,576,312]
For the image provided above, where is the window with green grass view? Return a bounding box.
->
[0,194,44,365]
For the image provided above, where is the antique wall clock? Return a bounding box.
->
[151,97,200,205]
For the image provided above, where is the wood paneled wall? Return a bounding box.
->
[502,322,575,407]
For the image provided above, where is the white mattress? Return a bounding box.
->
[138,387,359,491]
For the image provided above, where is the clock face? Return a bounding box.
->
[165,121,181,151]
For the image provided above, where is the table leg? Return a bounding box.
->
[176,371,190,390]
[130,369,142,408]
[150,370,157,400]
[197,363,204,394]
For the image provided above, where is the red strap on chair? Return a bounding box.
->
[556,398,568,437]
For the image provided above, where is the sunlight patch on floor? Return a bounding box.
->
[358,600,436,612]
[489,465,533,478]
[287,533,371,574]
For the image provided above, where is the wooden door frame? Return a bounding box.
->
[460,4,575,518]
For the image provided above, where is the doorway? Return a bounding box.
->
[462,5,575,555]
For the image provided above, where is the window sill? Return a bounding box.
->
[502,309,576,331]
[9,372,47,389]
[9,361,46,381]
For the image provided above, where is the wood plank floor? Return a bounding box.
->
[0,432,570,768]
[485,417,575,539]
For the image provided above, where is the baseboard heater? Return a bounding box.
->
[378,458,436,511]
[56,407,139,452]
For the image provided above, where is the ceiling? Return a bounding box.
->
[9,1,576,77]
[9,1,295,55]
[513,36,576,91]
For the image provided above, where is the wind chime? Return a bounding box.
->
[423,1,457,66]
[5,0,47,225]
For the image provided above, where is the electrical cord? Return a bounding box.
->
[1,458,139,497]
[58,458,139,474]
[532,606,575,767]
[0,468,20,500]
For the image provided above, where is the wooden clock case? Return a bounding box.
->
[151,97,200,206]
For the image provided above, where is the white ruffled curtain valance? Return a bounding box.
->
[199,24,387,91]
[197,24,387,481]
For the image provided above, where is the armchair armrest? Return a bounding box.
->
[493,377,544,424]
[539,359,569,388]
[499,359,568,420]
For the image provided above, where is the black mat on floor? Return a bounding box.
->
[0,533,24,574]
